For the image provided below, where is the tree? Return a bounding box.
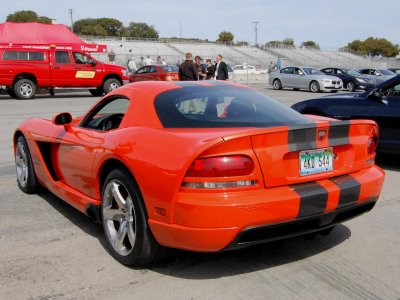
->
[301,40,320,50]
[125,22,159,38]
[97,18,123,36]
[217,31,234,44]
[345,37,399,57]
[266,38,295,48]
[282,38,295,47]
[7,10,52,24]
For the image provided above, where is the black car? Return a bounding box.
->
[291,75,400,154]
[320,67,375,92]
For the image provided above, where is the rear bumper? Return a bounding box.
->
[149,165,384,252]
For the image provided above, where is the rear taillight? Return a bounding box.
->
[182,155,257,189]
[186,155,253,177]
[367,126,378,155]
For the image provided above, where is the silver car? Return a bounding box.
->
[269,67,343,92]
[358,68,396,85]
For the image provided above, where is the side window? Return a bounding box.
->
[336,69,343,74]
[55,51,70,64]
[73,52,93,64]
[137,67,148,74]
[82,97,130,131]
[3,51,45,61]
[383,83,400,97]
[323,68,332,74]
[281,67,293,74]
[149,66,157,73]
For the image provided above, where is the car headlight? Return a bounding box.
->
[322,79,332,83]
[122,69,127,76]
[355,77,366,83]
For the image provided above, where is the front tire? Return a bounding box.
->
[103,78,121,94]
[310,81,320,93]
[15,136,39,194]
[101,169,168,266]
[14,79,37,99]
[273,79,282,90]
[347,81,356,92]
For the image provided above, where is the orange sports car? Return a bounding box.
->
[14,81,385,266]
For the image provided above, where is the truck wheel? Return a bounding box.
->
[14,79,37,99]
[90,89,104,97]
[103,78,121,94]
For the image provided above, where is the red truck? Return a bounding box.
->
[0,46,128,99]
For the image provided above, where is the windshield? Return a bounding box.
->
[343,69,361,76]
[380,69,396,76]
[154,85,311,128]
[302,68,323,75]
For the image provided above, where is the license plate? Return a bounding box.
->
[300,147,333,176]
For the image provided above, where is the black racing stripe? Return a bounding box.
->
[328,121,350,146]
[329,175,361,207]
[288,125,317,152]
[290,182,328,218]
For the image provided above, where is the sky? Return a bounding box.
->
[1,0,399,49]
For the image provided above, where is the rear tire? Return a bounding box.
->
[273,79,282,90]
[101,168,169,266]
[14,79,37,99]
[103,78,121,94]
[90,88,104,96]
[15,136,39,194]
[310,81,320,93]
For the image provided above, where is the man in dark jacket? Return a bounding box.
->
[214,54,229,80]
[179,53,198,81]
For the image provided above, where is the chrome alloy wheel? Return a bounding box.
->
[15,140,29,188]
[102,180,136,256]
[19,83,34,98]
[109,82,120,91]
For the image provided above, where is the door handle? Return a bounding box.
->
[75,67,82,70]
[53,66,60,69]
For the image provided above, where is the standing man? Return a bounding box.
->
[178,52,198,81]
[205,58,215,80]
[108,49,116,64]
[194,56,206,80]
[143,55,154,66]
[214,54,229,80]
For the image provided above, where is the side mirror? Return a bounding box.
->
[52,112,72,125]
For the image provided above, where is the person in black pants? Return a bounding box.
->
[205,58,215,80]
[178,53,198,81]
[214,54,229,80]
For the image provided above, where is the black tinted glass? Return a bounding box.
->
[154,85,311,128]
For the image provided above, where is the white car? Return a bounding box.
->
[232,64,266,75]
[269,66,343,93]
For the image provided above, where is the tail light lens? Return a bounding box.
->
[186,155,253,177]
[367,126,378,155]
[182,155,257,189]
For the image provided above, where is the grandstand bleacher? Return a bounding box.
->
[83,36,400,72]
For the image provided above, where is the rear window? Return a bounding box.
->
[2,51,45,61]
[154,85,311,128]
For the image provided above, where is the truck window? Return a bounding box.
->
[55,51,70,64]
[73,52,93,64]
[3,51,45,61]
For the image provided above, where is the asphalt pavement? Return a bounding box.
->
[0,85,399,300]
